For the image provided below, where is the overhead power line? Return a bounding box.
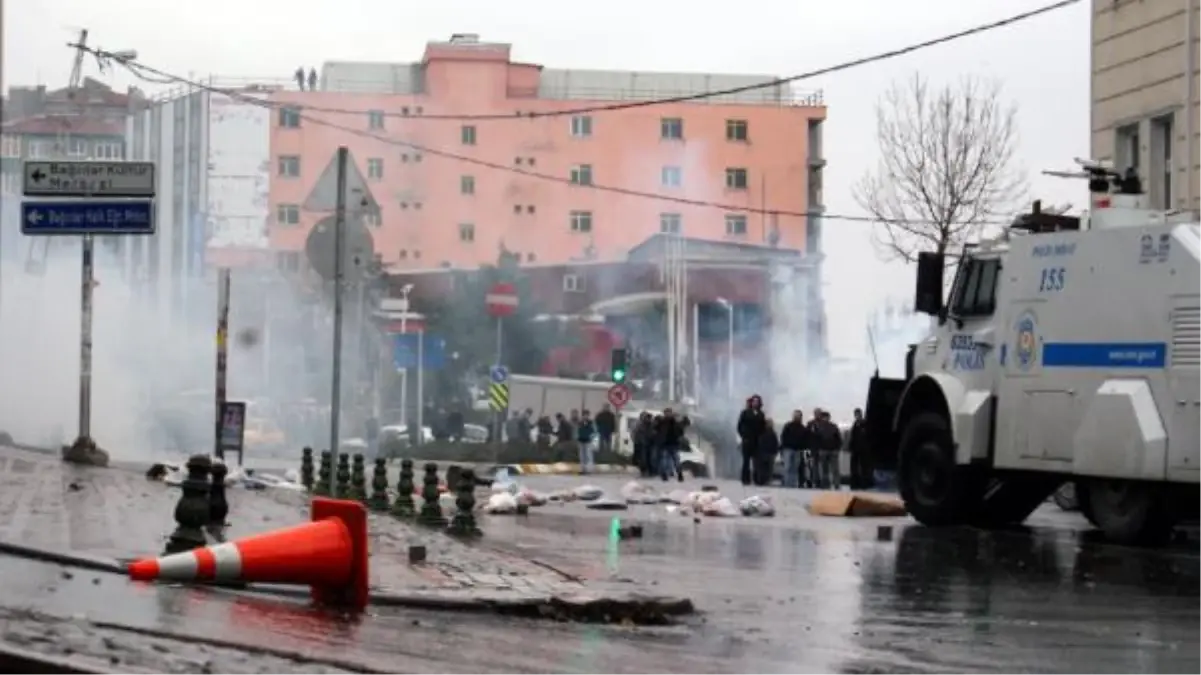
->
[107,0,1078,122]
[73,20,1048,227]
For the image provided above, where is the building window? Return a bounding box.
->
[570,164,594,186]
[67,138,88,157]
[1115,123,1140,174]
[726,119,748,142]
[513,204,522,214]
[527,204,536,214]
[660,117,684,140]
[458,222,475,242]
[1,172,20,194]
[725,214,748,236]
[461,125,477,145]
[278,155,301,177]
[460,175,475,195]
[659,213,682,234]
[362,210,381,228]
[367,158,384,180]
[661,166,682,188]
[570,116,593,138]
[27,140,53,159]
[276,203,301,226]
[725,167,749,190]
[93,142,123,159]
[563,274,585,293]
[0,134,19,158]
[570,210,593,233]
[368,110,385,130]
[278,107,301,128]
[1151,115,1173,209]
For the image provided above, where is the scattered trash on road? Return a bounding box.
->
[738,495,776,517]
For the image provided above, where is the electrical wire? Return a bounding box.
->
[93,0,1078,122]
[76,46,1026,226]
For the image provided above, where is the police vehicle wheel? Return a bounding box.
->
[1086,479,1174,546]
[897,412,980,527]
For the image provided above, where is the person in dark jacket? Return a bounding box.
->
[755,418,780,486]
[656,408,689,482]
[536,415,554,445]
[633,412,655,477]
[555,413,573,443]
[815,411,843,489]
[736,395,767,486]
[576,410,597,474]
[779,410,809,488]
[595,404,617,453]
[848,407,872,489]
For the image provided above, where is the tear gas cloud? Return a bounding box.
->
[0,241,358,463]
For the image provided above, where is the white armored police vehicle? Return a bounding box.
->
[864,162,1198,545]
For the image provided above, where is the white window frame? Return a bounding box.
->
[279,107,302,128]
[661,166,682,188]
[725,167,749,190]
[367,110,385,130]
[726,119,749,142]
[362,210,382,228]
[276,203,301,226]
[725,213,748,235]
[367,157,384,180]
[660,117,684,140]
[67,138,88,157]
[93,142,123,160]
[278,155,301,177]
[570,116,593,138]
[659,212,682,234]
[563,274,585,292]
[458,222,476,242]
[27,140,53,159]
[0,134,19,158]
[569,210,593,233]
[569,164,593,186]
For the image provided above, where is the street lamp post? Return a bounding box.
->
[397,283,413,428]
[716,298,734,400]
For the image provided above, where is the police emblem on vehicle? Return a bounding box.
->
[1015,311,1037,370]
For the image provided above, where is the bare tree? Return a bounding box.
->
[853,74,1026,263]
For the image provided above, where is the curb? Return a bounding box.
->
[504,463,636,476]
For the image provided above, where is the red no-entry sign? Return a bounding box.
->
[607,383,631,409]
[486,282,519,318]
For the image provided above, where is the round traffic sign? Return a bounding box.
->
[607,383,631,409]
[486,282,519,318]
[489,365,509,384]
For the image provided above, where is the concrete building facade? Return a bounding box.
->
[267,34,828,270]
[1090,0,1200,212]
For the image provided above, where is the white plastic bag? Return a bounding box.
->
[572,485,604,501]
[484,492,518,514]
[738,494,776,517]
[702,496,740,517]
[620,481,659,504]
[515,486,547,507]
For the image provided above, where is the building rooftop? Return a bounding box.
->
[1,114,124,136]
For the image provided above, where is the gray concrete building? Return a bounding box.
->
[1090,0,1200,213]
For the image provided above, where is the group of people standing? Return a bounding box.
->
[736,394,872,489]
[630,408,692,482]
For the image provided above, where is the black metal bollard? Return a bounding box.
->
[368,457,390,512]
[335,453,351,499]
[314,450,332,497]
[300,447,315,492]
[391,459,417,519]
[447,468,481,538]
[417,462,446,527]
[350,454,368,503]
[208,461,229,532]
[164,454,212,555]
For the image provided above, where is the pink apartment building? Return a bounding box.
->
[267,34,828,269]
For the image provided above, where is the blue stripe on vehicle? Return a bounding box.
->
[1041,342,1167,368]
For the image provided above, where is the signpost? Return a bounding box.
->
[607,383,631,410]
[485,283,518,443]
[218,400,247,466]
[21,159,156,453]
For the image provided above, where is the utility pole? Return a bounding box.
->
[69,30,97,450]
[328,146,348,493]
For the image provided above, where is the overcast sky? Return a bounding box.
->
[4,0,1091,359]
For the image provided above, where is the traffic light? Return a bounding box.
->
[610,348,627,383]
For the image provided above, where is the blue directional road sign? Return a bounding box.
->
[21,200,156,236]
[392,333,447,371]
[489,365,509,384]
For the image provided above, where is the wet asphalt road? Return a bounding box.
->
[2,467,1198,673]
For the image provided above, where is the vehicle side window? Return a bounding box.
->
[952,257,1001,317]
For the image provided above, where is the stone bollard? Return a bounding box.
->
[208,461,229,533]
[350,454,368,503]
[368,457,390,512]
[300,447,315,492]
[391,459,417,520]
[417,462,446,527]
[164,454,212,555]
[335,453,351,499]
[447,468,481,538]
[314,450,332,497]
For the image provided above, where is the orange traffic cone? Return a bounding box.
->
[128,497,369,611]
